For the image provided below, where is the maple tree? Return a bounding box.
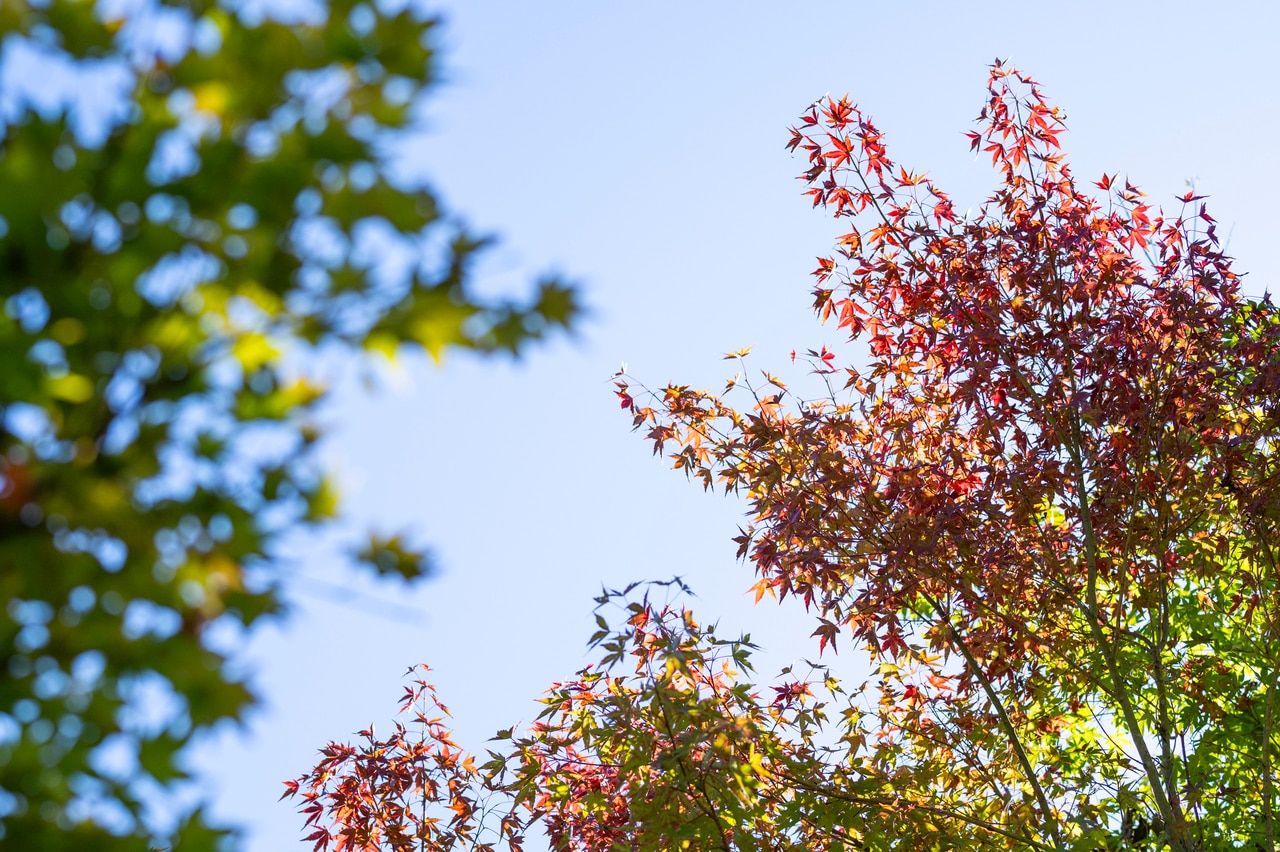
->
[295,63,1277,852]
[0,0,576,847]
[285,666,512,852]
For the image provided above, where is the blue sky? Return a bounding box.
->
[180,1,1280,848]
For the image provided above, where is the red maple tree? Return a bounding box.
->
[295,63,1280,852]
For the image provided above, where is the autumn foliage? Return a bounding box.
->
[284,667,516,852]
[297,63,1280,851]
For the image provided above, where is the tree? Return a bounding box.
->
[615,62,1279,851]
[285,665,516,852]
[0,0,576,847]
[295,63,1277,851]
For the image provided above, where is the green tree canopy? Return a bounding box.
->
[0,0,576,847]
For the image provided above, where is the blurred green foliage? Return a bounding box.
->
[0,0,578,847]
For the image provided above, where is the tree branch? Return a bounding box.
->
[918,589,1065,852]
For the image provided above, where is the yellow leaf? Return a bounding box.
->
[50,317,87,345]
[192,82,231,116]
[408,306,469,363]
[307,476,340,521]
[148,314,199,353]
[205,554,243,593]
[236,280,283,315]
[89,480,125,510]
[232,332,278,372]
[365,331,400,360]
[278,379,325,409]
[47,373,95,403]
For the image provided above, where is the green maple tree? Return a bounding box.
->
[0,0,576,847]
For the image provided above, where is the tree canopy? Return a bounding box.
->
[0,0,576,847]
[295,63,1278,852]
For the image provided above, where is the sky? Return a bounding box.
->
[167,1,1280,848]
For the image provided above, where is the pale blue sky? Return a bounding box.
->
[188,1,1280,848]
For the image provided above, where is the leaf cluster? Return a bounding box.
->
[283,665,509,852]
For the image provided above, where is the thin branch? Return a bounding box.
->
[917,589,1064,852]
[1066,412,1182,847]
[784,775,1055,851]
